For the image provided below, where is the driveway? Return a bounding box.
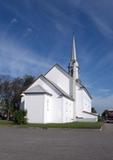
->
[0,123,113,160]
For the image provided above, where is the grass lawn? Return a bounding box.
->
[0,120,102,129]
[25,122,102,129]
[0,120,14,126]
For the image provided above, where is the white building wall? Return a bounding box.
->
[53,97,63,123]
[77,112,98,122]
[37,79,64,123]
[82,89,91,113]
[44,95,63,123]
[82,112,97,119]
[76,85,83,116]
[76,87,92,116]
[44,96,74,123]
[25,94,45,123]
[75,86,97,121]
[44,95,52,123]
[45,66,71,95]
[62,97,74,123]
[75,88,98,122]
[23,77,66,123]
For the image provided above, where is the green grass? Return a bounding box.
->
[24,122,102,129]
[0,120,102,129]
[0,120,14,126]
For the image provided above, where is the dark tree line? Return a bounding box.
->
[0,75,34,119]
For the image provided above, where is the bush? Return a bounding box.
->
[14,110,27,125]
[98,115,103,122]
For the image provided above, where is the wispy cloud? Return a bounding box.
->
[37,0,85,35]
[0,1,40,34]
[86,12,113,39]
[98,88,110,93]
[70,0,113,39]
[10,18,18,24]
[27,27,32,32]
[23,27,33,38]
[0,36,54,77]
[82,1,113,39]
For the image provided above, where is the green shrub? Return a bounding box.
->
[14,110,27,125]
[98,115,103,122]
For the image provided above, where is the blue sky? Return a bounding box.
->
[0,0,113,112]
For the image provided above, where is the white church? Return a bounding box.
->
[21,35,98,123]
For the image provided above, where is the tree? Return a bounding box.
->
[102,110,108,120]
[10,75,34,111]
[0,75,34,120]
[91,107,97,113]
[0,80,13,120]
[10,77,24,111]
[23,75,34,90]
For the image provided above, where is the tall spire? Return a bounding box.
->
[68,33,79,79]
[68,33,79,121]
[68,33,78,121]
[71,33,77,61]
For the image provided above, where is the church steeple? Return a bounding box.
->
[68,33,79,120]
[71,33,77,61]
[68,33,79,79]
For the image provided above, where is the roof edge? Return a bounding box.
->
[24,92,52,96]
[45,63,73,80]
[83,111,98,116]
[41,75,74,101]
[22,74,44,94]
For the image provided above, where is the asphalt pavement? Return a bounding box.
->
[0,123,113,160]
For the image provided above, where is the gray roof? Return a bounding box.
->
[23,64,91,100]
[24,85,52,96]
[45,64,73,80]
[83,111,98,116]
[40,75,74,101]
[45,64,92,99]
[24,75,73,100]
[76,79,92,99]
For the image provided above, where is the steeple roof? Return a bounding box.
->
[71,33,77,61]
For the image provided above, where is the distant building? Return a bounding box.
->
[21,35,98,123]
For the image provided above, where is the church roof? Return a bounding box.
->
[83,111,98,116]
[45,64,92,99]
[76,79,92,99]
[40,75,74,101]
[23,64,91,100]
[45,64,73,80]
[24,85,52,96]
[23,74,74,101]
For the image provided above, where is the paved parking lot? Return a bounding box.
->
[0,124,113,160]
